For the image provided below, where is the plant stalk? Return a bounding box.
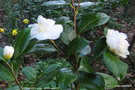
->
[71,0,80,90]
[7,63,22,90]
[71,0,80,36]
[50,40,64,55]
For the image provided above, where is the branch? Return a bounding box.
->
[71,0,80,36]
[7,63,22,90]
[50,40,64,55]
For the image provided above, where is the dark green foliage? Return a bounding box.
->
[13,28,30,60]
[67,37,90,56]
[103,51,128,80]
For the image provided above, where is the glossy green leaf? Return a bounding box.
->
[104,27,108,37]
[93,37,107,60]
[97,72,118,89]
[22,39,38,55]
[35,59,70,87]
[78,57,95,73]
[13,28,30,60]
[77,71,105,90]
[7,86,19,90]
[77,13,110,34]
[42,0,66,6]
[77,2,97,8]
[13,57,24,76]
[30,44,57,53]
[103,51,128,80]
[56,68,77,86]
[60,25,76,45]
[36,68,60,87]
[79,45,91,57]
[22,66,37,80]
[43,64,57,74]
[56,16,72,25]
[0,47,3,58]
[0,61,14,81]
[67,37,90,56]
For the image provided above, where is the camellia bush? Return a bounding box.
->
[0,0,130,90]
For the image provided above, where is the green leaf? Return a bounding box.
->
[13,56,24,76]
[30,44,57,53]
[60,25,76,45]
[0,47,3,58]
[97,72,118,89]
[78,57,95,73]
[93,37,107,60]
[56,16,72,25]
[103,51,128,80]
[42,0,66,6]
[7,86,19,90]
[36,68,60,87]
[77,1,97,8]
[0,61,14,81]
[43,64,57,74]
[56,68,78,86]
[22,39,38,55]
[35,58,70,87]
[104,27,108,37]
[67,37,90,56]
[13,28,30,60]
[77,13,110,34]
[22,66,37,80]
[79,45,91,57]
[77,71,105,90]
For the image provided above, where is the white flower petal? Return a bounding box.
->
[29,15,63,41]
[106,29,130,58]
[46,19,55,30]
[28,23,37,27]
[47,24,63,40]
[37,15,55,30]
[32,33,48,40]
[37,15,46,23]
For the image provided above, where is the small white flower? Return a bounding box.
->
[29,15,63,40]
[106,29,130,58]
[3,46,14,60]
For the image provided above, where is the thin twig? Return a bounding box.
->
[76,0,80,12]
[7,63,22,90]
[71,0,80,89]
[31,74,43,88]
[71,0,76,12]
[75,53,79,69]
[31,79,37,88]
[50,40,64,55]
[70,84,74,90]
[50,40,76,70]
[71,0,77,35]
[75,83,79,90]
[77,84,79,90]
[74,13,77,35]
[71,0,80,36]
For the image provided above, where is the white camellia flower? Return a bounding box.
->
[3,46,14,60]
[28,15,63,40]
[106,29,130,58]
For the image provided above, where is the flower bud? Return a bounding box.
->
[3,46,14,60]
